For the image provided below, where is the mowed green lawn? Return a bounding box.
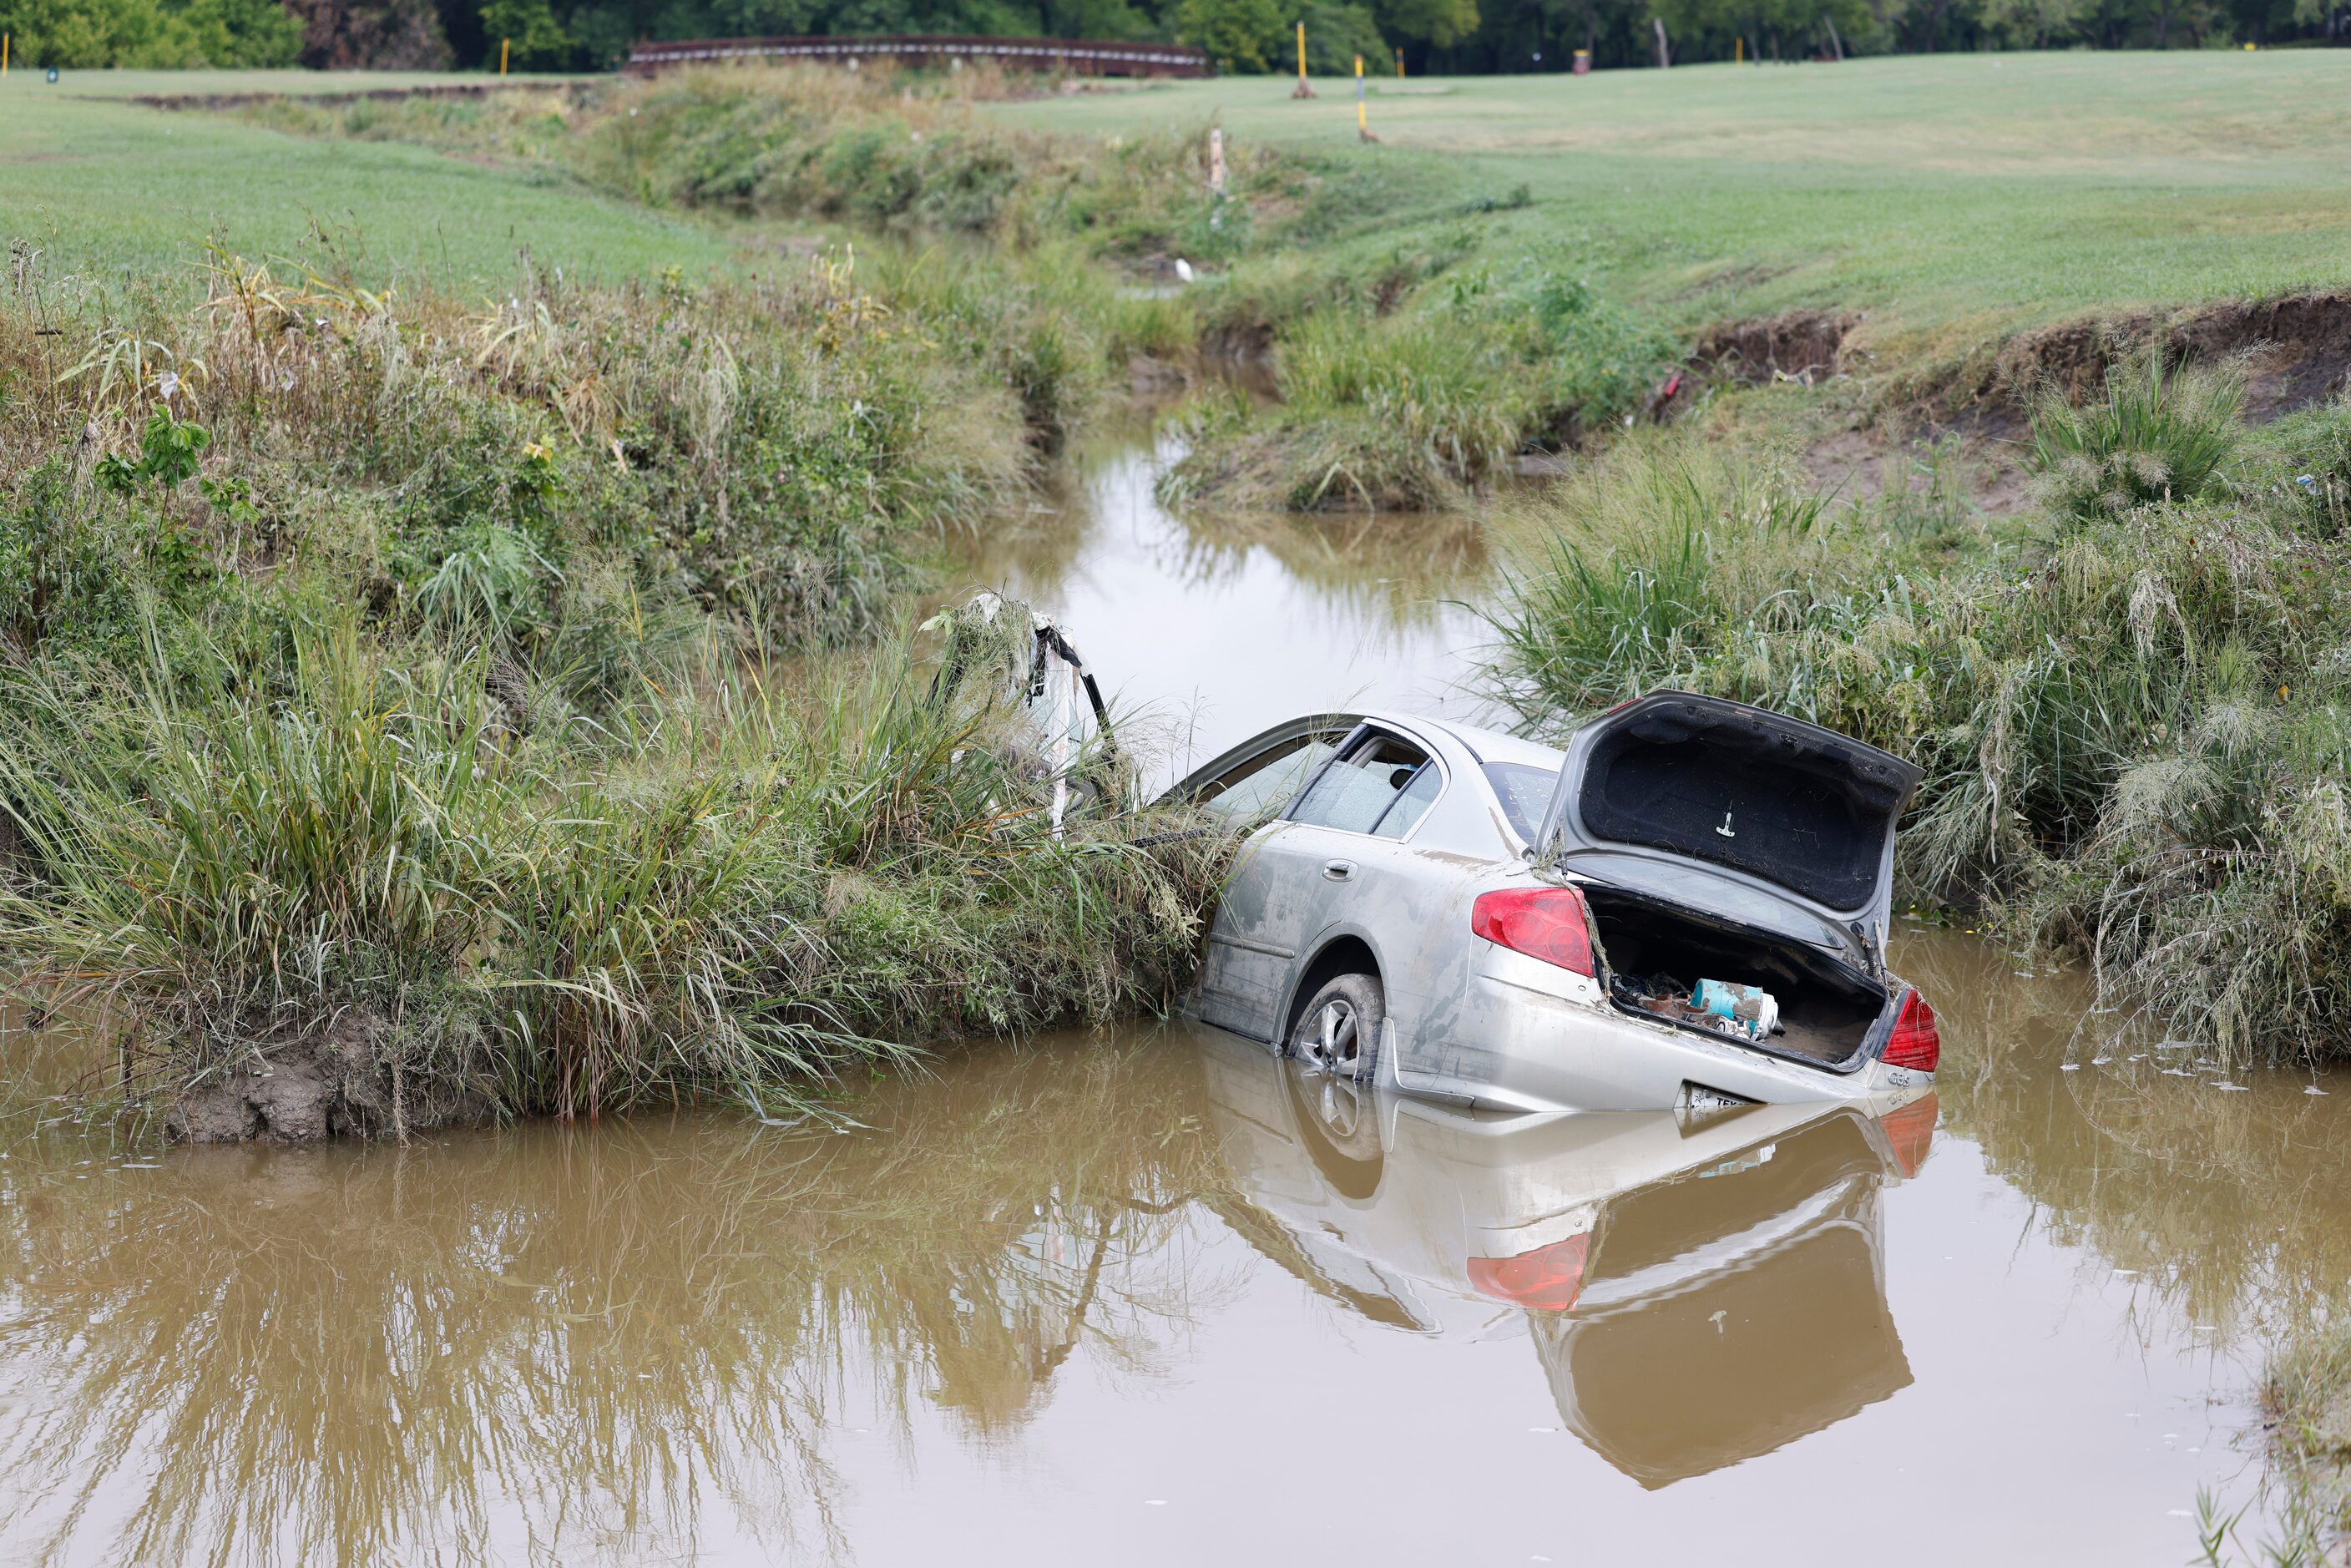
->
[997,52,2351,351]
[0,71,730,289]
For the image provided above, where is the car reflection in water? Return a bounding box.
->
[1195,1029,1938,1489]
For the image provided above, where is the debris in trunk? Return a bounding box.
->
[1612,973,1785,1044]
[1694,979,1782,1039]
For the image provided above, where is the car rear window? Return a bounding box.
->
[1484,762,1560,844]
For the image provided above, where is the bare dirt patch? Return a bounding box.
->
[1694,310,1858,386]
[164,1018,488,1143]
[1802,427,2031,516]
[1960,291,2351,420]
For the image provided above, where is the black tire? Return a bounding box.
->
[1287,972,1384,1085]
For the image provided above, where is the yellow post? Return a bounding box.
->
[500,37,510,74]
[1394,46,1403,78]
[3,34,10,74]
[1292,21,1314,97]
[1736,35,1743,63]
[1355,53,1367,138]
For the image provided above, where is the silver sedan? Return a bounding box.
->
[1164,691,1941,1115]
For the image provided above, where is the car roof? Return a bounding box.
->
[1357,710,1565,772]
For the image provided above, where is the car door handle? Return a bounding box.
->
[1322,859,1356,882]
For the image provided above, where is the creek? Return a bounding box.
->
[2,415,2344,1565]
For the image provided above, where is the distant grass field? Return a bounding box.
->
[994,53,2351,352]
[0,72,728,287]
[11,53,2351,349]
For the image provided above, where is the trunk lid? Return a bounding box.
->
[1534,692,1923,958]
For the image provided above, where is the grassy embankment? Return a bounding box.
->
[0,78,1257,1139]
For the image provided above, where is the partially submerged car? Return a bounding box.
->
[1164,692,1940,1114]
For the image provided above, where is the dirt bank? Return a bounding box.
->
[1949,291,2351,422]
[164,1019,490,1143]
[1694,311,1858,387]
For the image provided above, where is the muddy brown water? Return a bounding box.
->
[4,423,2348,1565]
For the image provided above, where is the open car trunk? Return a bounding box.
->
[1537,693,1925,963]
[1580,885,1891,1070]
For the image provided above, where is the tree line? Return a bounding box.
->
[0,0,2342,85]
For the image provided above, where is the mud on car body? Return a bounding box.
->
[1161,691,1940,1115]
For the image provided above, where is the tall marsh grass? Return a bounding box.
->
[1165,253,1680,513]
[0,239,1230,1138]
[0,620,1229,1136]
[1486,382,2351,1066]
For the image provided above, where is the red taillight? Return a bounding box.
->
[1877,1093,1939,1178]
[1471,887,1595,977]
[1883,989,1940,1074]
[1468,1232,1590,1312]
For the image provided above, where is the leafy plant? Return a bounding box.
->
[94,404,211,493]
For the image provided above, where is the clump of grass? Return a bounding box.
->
[1480,437,1917,725]
[0,617,1231,1136]
[2030,352,2244,519]
[1167,250,1679,513]
[1164,311,1532,510]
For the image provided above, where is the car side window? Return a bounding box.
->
[1289,732,1439,837]
[1193,731,1344,821]
[1373,762,1443,839]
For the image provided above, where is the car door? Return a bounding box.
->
[1171,719,1358,1038]
[1211,726,1453,1043]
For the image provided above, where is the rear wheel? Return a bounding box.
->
[1287,972,1384,1085]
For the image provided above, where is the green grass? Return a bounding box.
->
[993,53,2351,354]
[0,73,729,286]
[15,54,2351,348]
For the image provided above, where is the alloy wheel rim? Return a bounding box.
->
[1309,999,1361,1077]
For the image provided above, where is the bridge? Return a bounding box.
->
[625,34,1212,78]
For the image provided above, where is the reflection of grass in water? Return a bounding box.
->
[1906,927,2351,1340]
[0,1034,1238,1565]
[1158,499,1488,625]
[1903,925,2351,1545]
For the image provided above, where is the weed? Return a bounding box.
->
[2030,353,2244,520]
